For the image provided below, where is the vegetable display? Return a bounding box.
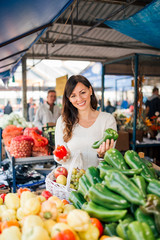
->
[69,148,160,239]
[92,128,118,149]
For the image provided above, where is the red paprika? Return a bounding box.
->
[54,145,67,159]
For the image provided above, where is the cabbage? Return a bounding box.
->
[0,113,32,129]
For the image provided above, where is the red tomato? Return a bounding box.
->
[52,229,76,240]
[17,188,30,198]
[0,194,6,203]
[54,145,67,159]
[90,218,104,237]
[41,190,52,200]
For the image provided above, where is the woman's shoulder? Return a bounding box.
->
[99,111,115,120]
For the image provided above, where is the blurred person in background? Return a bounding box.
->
[145,86,160,119]
[27,97,33,121]
[105,100,116,114]
[28,102,36,122]
[4,101,13,115]
[34,89,61,130]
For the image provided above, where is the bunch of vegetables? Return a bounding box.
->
[69,149,160,240]
[0,188,115,240]
[0,113,31,129]
[2,125,49,157]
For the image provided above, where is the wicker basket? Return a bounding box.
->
[45,152,80,201]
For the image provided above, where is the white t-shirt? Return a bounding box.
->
[55,112,117,170]
[34,103,61,130]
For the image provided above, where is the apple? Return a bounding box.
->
[56,175,67,185]
[54,166,68,178]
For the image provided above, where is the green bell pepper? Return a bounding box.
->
[88,183,130,210]
[78,174,91,199]
[140,194,160,234]
[147,179,160,197]
[135,207,158,238]
[116,217,133,240]
[69,191,86,209]
[127,221,155,240]
[85,166,102,185]
[92,128,118,149]
[104,169,146,206]
[104,148,129,170]
[99,165,142,179]
[104,223,118,236]
[124,150,155,182]
[131,175,147,198]
[82,201,127,222]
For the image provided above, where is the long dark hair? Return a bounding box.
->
[62,75,97,142]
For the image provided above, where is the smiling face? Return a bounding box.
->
[69,82,92,111]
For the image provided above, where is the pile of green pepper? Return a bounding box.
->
[69,149,160,239]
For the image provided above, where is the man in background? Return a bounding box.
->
[145,86,160,119]
[4,101,13,114]
[34,89,61,130]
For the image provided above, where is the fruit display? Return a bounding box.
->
[69,149,160,239]
[42,126,56,147]
[50,166,85,190]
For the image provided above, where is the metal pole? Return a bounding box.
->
[132,54,138,150]
[12,157,16,193]
[22,56,27,120]
[101,64,105,111]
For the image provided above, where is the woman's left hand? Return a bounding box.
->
[97,139,114,158]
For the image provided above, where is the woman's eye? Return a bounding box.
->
[81,91,86,94]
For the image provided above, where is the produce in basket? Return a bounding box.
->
[54,167,68,178]
[9,135,34,158]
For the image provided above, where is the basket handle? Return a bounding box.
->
[66,151,81,191]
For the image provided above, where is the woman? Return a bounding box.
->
[55,75,117,169]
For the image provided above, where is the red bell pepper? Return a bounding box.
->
[54,145,67,159]
[30,131,48,147]
[90,218,104,237]
[41,190,52,200]
[0,193,6,203]
[52,229,76,240]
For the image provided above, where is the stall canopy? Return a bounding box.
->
[0,0,74,82]
[104,0,160,49]
[81,62,133,91]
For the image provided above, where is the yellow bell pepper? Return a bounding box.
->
[39,200,58,220]
[22,197,41,216]
[22,215,44,233]
[0,197,3,205]
[16,207,25,221]
[36,195,46,203]
[67,209,90,232]
[63,204,75,214]
[0,205,7,220]
[78,223,99,240]
[43,219,56,236]
[0,226,21,240]
[20,191,35,208]
[1,209,16,222]
[21,226,50,240]
[48,196,64,213]
[5,193,20,210]
[51,223,80,240]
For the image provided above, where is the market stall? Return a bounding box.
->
[101,53,160,164]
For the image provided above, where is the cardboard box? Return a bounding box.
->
[115,130,129,151]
